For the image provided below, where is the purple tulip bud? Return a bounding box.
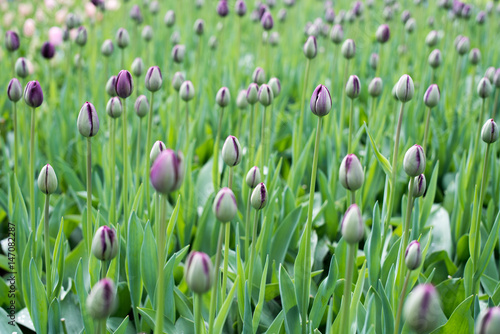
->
[251,182,268,210]
[252,67,267,85]
[352,1,363,17]
[86,278,117,319]
[405,240,421,270]
[485,67,496,83]
[310,84,332,117]
[476,307,500,334]
[150,140,165,164]
[462,4,471,19]
[216,87,231,108]
[38,164,58,195]
[469,48,481,65]
[15,58,29,79]
[341,39,356,59]
[235,0,247,16]
[106,76,118,97]
[376,24,390,43]
[106,97,122,119]
[425,30,438,47]
[341,204,364,244]
[476,11,486,25]
[236,90,249,109]
[405,18,416,33]
[303,35,317,59]
[164,10,175,27]
[396,74,415,102]
[213,187,237,223]
[339,154,364,191]
[24,81,43,108]
[257,4,269,20]
[75,26,87,46]
[278,8,287,22]
[330,24,344,44]
[268,77,281,97]
[412,174,426,198]
[172,72,185,92]
[134,95,149,118]
[101,39,114,57]
[115,70,134,99]
[5,31,20,52]
[66,13,79,30]
[131,57,145,77]
[478,77,493,99]
[401,10,411,24]
[91,225,118,261]
[222,135,242,166]
[78,102,100,137]
[116,28,130,49]
[261,12,274,30]
[428,49,442,68]
[179,80,195,101]
[346,75,361,99]
[246,83,259,105]
[184,251,214,294]
[403,284,441,333]
[481,119,499,144]
[145,66,163,92]
[494,69,500,88]
[246,166,261,188]
[130,5,143,24]
[423,84,440,108]
[142,25,153,42]
[217,0,229,17]
[258,84,274,107]
[172,44,186,63]
[7,78,22,102]
[403,145,426,177]
[150,149,185,194]
[41,42,55,59]
[90,0,105,10]
[325,8,335,23]
[368,77,383,97]
[194,19,204,36]
[456,36,470,55]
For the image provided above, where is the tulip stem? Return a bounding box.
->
[135,118,142,187]
[474,99,486,163]
[154,194,167,334]
[122,100,129,227]
[423,107,431,153]
[61,319,68,334]
[194,293,203,334]
[248,210,259,299]
[261,106,266,172]
[208,225,224,334]
[214,107,225,191]
[222,222,230,297]
[339,59,350,154]
[87,137,93,254]
[340,242,356,334]
[394,271,411,334]
[397,177,414,295]
[296,59,310,159]
[30,107,36,238]
[110,119,116,225]
[493,89,499,120]
[44,194,52,300]
[98,319,106,334]
[301,116,323,334]
[245,189,252,261]
[248,104,257,171]
[350,190,356,206]
[13,102,18,176]
[146,92,155,219]
[185,101,190,153]
[348,98,354,154]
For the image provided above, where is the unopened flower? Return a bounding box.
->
[184,251,214,294]
[194,19,204,36]
[428,49,442,68]
[303,36,317,59]
[217,0,229,17]
[213,187,237,223]
[405,240,421,270]
[403,284,441,333]
[150,149,185,194]
[41,42,55,59]
[172,44,186,63]
[403,145,426,177]
[346,75,361,99]
[131,58,145,77]
[246,166,261,188]
[216,87,231,107]
[115,70,134,99]
[134,95,149,118]
[7,78,23,102]
[246,83,259,105]
[101,39,114,57]
[91,226,118,261]
[251,183,268,210]
[469,48,481,66]
[368,77,383,97]
[164,10,175,27]
[341,204,364,244]
[38,164,58,194]
[481,119,499,144]
[369,53,379,70]
[116,28,130,49]
[476,307,500,334]
[477,77,493,99]
[376,24,390,43]
[106,76,118,97]
[106,97,122,118]
[75,26,87,46]
[142,25,153,42]
[258,84,274,107]
[5,31,20,52]
[268,77,281,98]
[341,39,356,59]
[339,154,364,191]
[180,81,195,101]
[77,102,100,137]
[236,90,249,109]
[130,5,143,24]
[423,84,440,108]
[310,84,332,117]
[456,36,470,55]
[222,135,242,166]
[15,58,29,79]
[150,141,165,164]
[396,74,414,102]
[252,67,266,85]
[405,18,416,33]
[24,80,44,108]
[145,66,163,92]
[330,24,343,44]
[412,174,426,198]
[86,278,117,320]
[172,72,185,92]
[235,0,247,16]
[425,30,438,47]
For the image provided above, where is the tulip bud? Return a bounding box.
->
[236,90,249,109]
[7,78,22,102]
[216,87,231,107]
[24,80,44,108]
[171,32,181,45]
[75,26,87,46]
[428,49,442,68]
[101,39,114,57]
[476,11,486,25]
[330,24,344,44]
[469,48,481,66]
[425,30,438,47]
[485,67,496,83]
[339,154,364,191]
[134,95,149,118]
[86,278,117,320]
[341,39,356,59]
[142,25,153,42]
[106,76,118,97]
[405,241,421,270]
[325,8,335,23]
[115,70,134,99]
[150,149,185,194]
[403,284,441,333]
[481,119,499,144]
[456,36,470,55]
[494,69,500,88]
[66,13,78,29]
[172,72,185,92]
[41,42,55,59]
[184,251,214,294]
[149,1,160,15]
[208,36,218,50]
[15,58,29,79]
[303,36,317,59]
[180,81,195,101]
[476,307,500,334]
[38,164,58,194]
[368,77,383,97]
[116,28,130,49]
[403,145,425,177]
[375,24,390,44]
[172,44,186,63]
[106,97,122,119]
[462,4,471,19]
[78,102,100,137]
[164,10,175,27]
[423,84,440,108]
[396,74,414,102]
[91,226,119,261]
[341,204,364,244]
[194,19,204,36]
[268,77,281,98]
[150,140,165,164]
[252,67,266,85]
[369,53,379,70]
[213,187,237,223]
[247,83,259,105]
[131,58,145,77]
[391,84,398,100]
[143,66,162,93]
[235,0,247,16]
[310,84,332,117]
[258,84,274,107]
[478,77,493,99]
[222,135,242,167]
[130,5,143,24]
[412,174,426,198]
[196,0,205,9]
[261,12,274,30]
[346,75,361,99]
[217,0,229,17]
[405,18,416,33]
[5,31,20,52]
[251,183,268,210]
[246,166,261,188]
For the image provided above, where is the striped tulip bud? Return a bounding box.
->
[261,12,274,30]
[403,284,441,333]
[106,76,118,97]
[405,18,416,33]
[86,278,117,320]
[246,166,261,188]
[310,84,332,117]
[134,95,149,118]
[194,19,204,35]
[246,83,259,104]
[38,164,58,195]
[149,1,160,15]
[5,31,20,52]
[403,145,425,177]
[91,226,118,261]
[150,140,165,164]
[184,251,214,294]
[383,7,393,21]
[131,57,144,77]
[456,36,470,55]
[396,74,414,102]
[116,28,130,49]
[217,0,229,17]
[236,90,249,109]
[481,119,499,144]
[412,174,426,198]
[476,11,486,25]
[172,72,185,92]
[213,187,237,223]
[391,83,399,100]
[330,24,344,44]
[7,78,23,102]
[66,13,79,29]
[368,77,383,97]
[428,49,442,68]
[423,84,440,108]
[41,42,55,59]
[425,30,438,47]
[258,84,274,107]
[222,135,242,166]
[180,81,195,101]
[15,57,29,79]
[369,53,379,70]
[485,67,496,83]
[376,24,390,43]
[494,69,500,88]
[405,240,422,270]
[150,149,185,194]
[269,32,280,46]
[171,31,181,45]
[106,97,122,119]
[251,182,268,210]
[164,10,175,27]
[115,70,134,99]
[346,75,361,99]
[145,66,163,92]
[339,154,364,191]
[142,26,153,42]
[268,77,281,98]
[303,35,317,59]
[172,44,186,63]
[341,39,356,59]
[325,8,335,23]
[252,67,267,85]
[24,80,43,108]
[476,307,500,334]
[78,102,100,137]
[75,26,87,46]
[235,0,247,16]
[208,36,218,50]
[341,204,364,244]
[469,48,481,65]
[216,87,231,107]
[130,5,143,24]
[478,77,493,99]
[101,39,114,57]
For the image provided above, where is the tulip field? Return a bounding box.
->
[2,0,500,333]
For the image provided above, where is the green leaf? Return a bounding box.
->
[264,310,284,334]
[430,295,474,334]
[252,256,269,333]
[112,315,130,334]
[75,258,94,334]
[279,265,300,334]
[30,259,48,334]
[137,307,176,333]
[242,282,253,334]
[142,221,158,300]
[214,275,240,333]
[364,123,392,178]
[270,206,302,267]
[127,212,144,321]
[0,308,22,332]
[475,212,500,282]
[310,255,338,330]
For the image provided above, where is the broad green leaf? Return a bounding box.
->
[137,307,176,333]
[127,212,144,322]
[279,265,300,334]
[30,259,48,334]
[252,256,269,333]
[364,123,392,178]
[214,275,240,333]
[430,295,474,334]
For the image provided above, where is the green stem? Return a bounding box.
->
[248,210,259,297]
[214,107,225,191]
[122,100,128,226]
[397,177,415,287]
[261,106,266,172]
[30,107,36,237]
[135,118,142,187]
[121,48,125,71]
[146,92,155,218]
[340,243,356,334]
[208,226,224,334]
[61,319,68,334]
[195,293,203,334]
[185,101,190,153]
[297,59,311,157]
[222,222,230,297]
[301,116,323,334]
[248,104,256,171]
[474,99,486,162]
[348,98,354,154]
[13,102,18,176]
[339,59,350,153]
[154,195,168,334]
[423,107,431,153]
[87,137,92,254]
[44,194,52,299]
[110,119,116,224]
[350,190,356,206]
[493,89,499,120]
[98,319,106,334]
[394,271,411,334]
[244,190,252,261]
